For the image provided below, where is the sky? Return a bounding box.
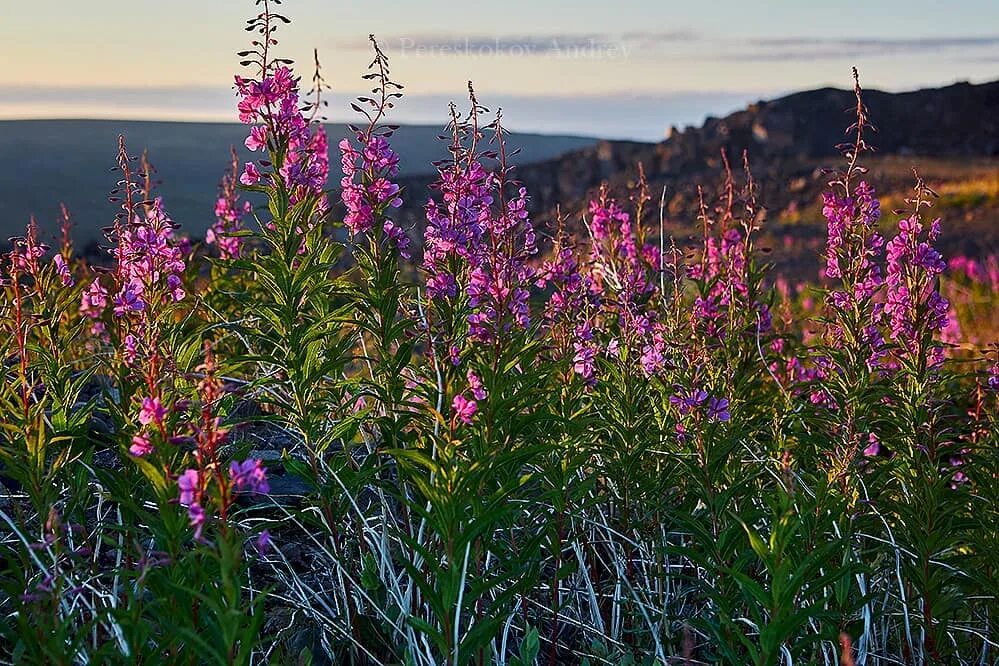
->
[3,0,998,140]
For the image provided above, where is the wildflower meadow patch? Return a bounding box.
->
[0,2,996,664]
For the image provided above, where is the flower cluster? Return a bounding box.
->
[424,159,493,301]
[537,236,601,386]
[692,226,771,339]
[465,184,536,342]
[7,221,46,285]
[236,65,329,209]
[174,346,269,538]
[669,388,731,422]
[820,181,893,371]
[339,134,407,255]
[884,215,949,353]
[207,151,251,259]
[83,197,186,330]
[823,181,884,302]
[987,359,999,392]
[423,116,537,346]
[452,393,477,425]
[587,190,667,376]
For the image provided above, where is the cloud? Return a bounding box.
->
[751,35,999,49]
[337,31,999,63]
[335,31,697,57]
[721,35,999,61]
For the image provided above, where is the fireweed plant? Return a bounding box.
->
[1,4,997,665]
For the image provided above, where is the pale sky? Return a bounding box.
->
[3,0,998,139]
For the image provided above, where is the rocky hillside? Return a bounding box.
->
[394,79,999,275]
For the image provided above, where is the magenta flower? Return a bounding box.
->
[138,397,167,427]
[467,370,487,401]
[8,220,47,277]
[707,396,731,422]
[229,459,270,494]
[208,153,252,259]
[339,131,408,253]
[670,389,708,416]
[988,361,999,391]
[52,254,73,287]
[113,285,145,316]
[178,469,200,506]
[864,434,881,457]
[255,530,272,556]
[129,434,154,457]
[102,196,187,327]
[80,280,108,318]
[240,162,262,186]
[188,503,206,539]
[245,126,268,152]
[122,334,139,366]
[234,65,328,207]
[452,394,477,425]
[885,215,949,353]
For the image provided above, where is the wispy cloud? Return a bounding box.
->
[336,30,999,63]
[751,35,999,49]
[722,35,999,61]
[335,31,696,58]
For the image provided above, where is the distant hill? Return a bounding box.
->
[392,79,999,221]
[384,79,999,272]
[0,119,596,245]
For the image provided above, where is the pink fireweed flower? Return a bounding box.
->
[234,64,328,208]
[52,254,73,287]
[690,219,770,340]
[240,162,262,186]
[9,220,47,277]
[339,132,407,253]
[467,370,487,401]
[122,334,139,366]
[538,235,602,386]
[245,125,268,152]
[988,360,999,391]
[229,459,270,495]
[823,181,882,284]
[187,503,206,539]
[138,397,167,426]
[586,188,674,374]
[80,280,108,318]
[572,342,598,385]
[104,196,187,323]
[640,328,666,376]
[863,433,881,457]
[423,121,537,347]
[452,394,477,425]
[113,284,145,315]
[464,185,537,343]
[207,151,252,260]
[255,530,272,556]
[129,433,154,457]
[884,214,949,353]
[177,469,200,506]
[588,197,630,242]
[820,179,890,368]
[423,159,493,300]
[670,389,708,416]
